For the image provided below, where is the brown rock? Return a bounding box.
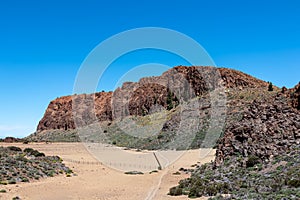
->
[35,66,272,136]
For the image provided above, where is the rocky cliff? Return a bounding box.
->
[37,92,112,132]
[35,66,269,134]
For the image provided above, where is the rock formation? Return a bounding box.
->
[37,92,112,131]
[215,83,300,166]
[36,66,269,133]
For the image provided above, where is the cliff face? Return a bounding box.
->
[37,92,112,132]
[112,66,269,118]
[36,66,269,133]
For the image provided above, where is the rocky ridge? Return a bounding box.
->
[37,92,112,132]
[34,66,268,135]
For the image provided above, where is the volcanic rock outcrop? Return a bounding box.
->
[215,83,300,166]
[37,92,112,131]
[36,66,269,134]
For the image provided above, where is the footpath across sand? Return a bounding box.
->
[0,143,215,200]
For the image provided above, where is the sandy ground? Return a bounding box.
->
[0,143,215,200]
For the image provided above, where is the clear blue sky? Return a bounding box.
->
[0,0,299,138]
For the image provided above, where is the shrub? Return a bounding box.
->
[24,148,45,157]
[0,181,8,185]
[268,82,274,91]
[288,179,300,187]
[8,179,16,184]
[23,148,34,153]
[166,90,174,110]
[124,171,143,175]
[169,186,182,196]
[0,189,6,193]
[149,170,158,174]
[188,186,201,198]
[246,155,260,168]
[7,146,22,152]
[65,169,73,174]
[21,177,29,182]
[206,185,218,196]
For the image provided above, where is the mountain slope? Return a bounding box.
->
[27,66,276,149]
[169,82,300,199]
[32,66,268,134]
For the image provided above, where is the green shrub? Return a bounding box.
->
[65,169,73,174]
[188,186,201,198]
[0,189,6,193]
[166,90,174,110]
[288,179,300,187]
[23,148,34,153]
[21,177,29,182]
[206,185,218,196]
[124,171,143,175]
[268,82,274,91]
[246,155,260,168]
[0,181,8,185]
[7,146,22,152]
[169,186,182,196]
[24,148,45,157]
[8,179,16,184]
[149,170,158,174]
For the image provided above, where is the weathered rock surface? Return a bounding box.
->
[169,84,300,199]
[36,66,269,133]
[284,82,300,110]
[215,83,300,166]
[37,92,112,132]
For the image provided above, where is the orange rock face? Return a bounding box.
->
[37,92,112,131]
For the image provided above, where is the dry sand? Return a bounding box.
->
[0,143,215,200]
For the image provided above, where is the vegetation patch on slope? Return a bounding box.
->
[169,144,300,199]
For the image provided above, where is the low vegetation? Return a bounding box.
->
[0,146,72,185]
[124,171,143,175]
[169,144,300,199]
